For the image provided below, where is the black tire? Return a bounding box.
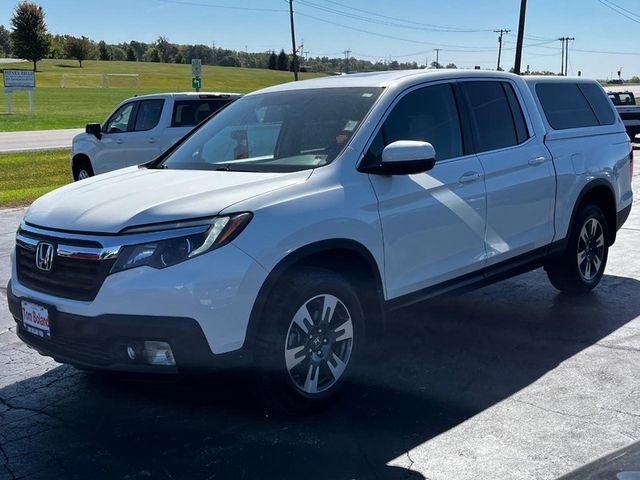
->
[253,267,364,415]
[73,158,94,181]
[545,204,609,294]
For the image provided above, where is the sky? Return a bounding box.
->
[1,0,639,79]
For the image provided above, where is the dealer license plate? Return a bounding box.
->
[21,300,51,338]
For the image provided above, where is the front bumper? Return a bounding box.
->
[8,282,249,373]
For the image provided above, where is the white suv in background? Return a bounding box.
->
[9,71,633,413]
[70,92,241,180]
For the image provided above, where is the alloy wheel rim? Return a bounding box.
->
[78,170,89,180]
[577,217,605,282]
[284,294,354,395]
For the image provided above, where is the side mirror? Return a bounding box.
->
[85,123,102,140]
[360,140,436,175]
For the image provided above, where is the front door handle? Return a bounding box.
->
[148,137,156,144]
[459,172,482,184]
[529,156,547,166]
[115,138,124,144]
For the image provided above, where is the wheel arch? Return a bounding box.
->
[244,239,386,353]
[569,179,618,246]
[71,153,93,177]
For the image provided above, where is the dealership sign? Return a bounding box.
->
[3,69,36,114]
[3,69,36,88]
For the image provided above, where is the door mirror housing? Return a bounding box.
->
[85,123,102,140]
[359,140,436,175]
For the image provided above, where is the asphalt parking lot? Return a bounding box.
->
[0,160,639,480]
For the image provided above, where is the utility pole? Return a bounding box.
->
[343,49,351,73]
[564,37,574,76]
[494,29,510,71]
[434,48,441,68]
[288,0,299,81]
[513,0,527,74]
[558,36,575,75]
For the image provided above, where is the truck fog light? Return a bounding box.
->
[126,345,137,360]
[142,341,176,366]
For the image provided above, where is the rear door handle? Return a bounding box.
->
[148,137,156,144]
[529,156,547,166]
[115,138,124,144]
[458,172,482,184]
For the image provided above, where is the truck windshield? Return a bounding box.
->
[160,87,383,172]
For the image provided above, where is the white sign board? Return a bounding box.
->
[3,69,35,88]
[191,59,202,78]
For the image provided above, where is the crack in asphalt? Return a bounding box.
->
[0,395,67,425]
[512,398,598,420]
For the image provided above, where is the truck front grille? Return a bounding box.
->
[15,229,116,302]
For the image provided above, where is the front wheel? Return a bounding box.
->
[73,159,94,181]
[254,267,364,414]
[545,204,609,294]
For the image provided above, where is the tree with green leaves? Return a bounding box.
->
[64,35,91,67]
[10,1,50,71]
[277,49,288,71]
[156,36,172,63]
[0,25,11,57]
[125,44,136,61]
[144,47,160,62]
[445,63,457,69]
[268,51,277,70]
[98,40,110,61]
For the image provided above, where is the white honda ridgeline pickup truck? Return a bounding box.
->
[8,70,633,413]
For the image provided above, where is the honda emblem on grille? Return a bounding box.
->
[35,242,54,272]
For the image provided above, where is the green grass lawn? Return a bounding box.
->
[0,59,322,131]
[0,149,71,206]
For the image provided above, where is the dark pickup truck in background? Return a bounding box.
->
[608,90,640,140]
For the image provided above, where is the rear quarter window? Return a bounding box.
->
[536,83,599,130]
[171,99,233,128]
[578,83,615,125]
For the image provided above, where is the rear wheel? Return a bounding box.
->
[73,158,94,181]
[254,267,363,414]
[545,204,609,293]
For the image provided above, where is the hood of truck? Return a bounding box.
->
[25,166,312,233]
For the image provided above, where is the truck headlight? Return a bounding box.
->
[111,213,252,273]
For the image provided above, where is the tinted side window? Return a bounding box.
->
[364,83,463,165]
[134,99,164,131]
[536,83,599,130]
[171,99,233,127]
[105,102,136,133]
[578,83,615,125]
[462,81,518,153]
[503,83,529,144]
[619,93,634,104]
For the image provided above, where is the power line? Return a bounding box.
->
[155,0,286,12]
[294,11,497,51]
[321,0,493,32]
[596,0,640,23]
[602,0,640,19]
[295,0,493,34]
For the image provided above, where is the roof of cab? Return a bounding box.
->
[128,91,243,100]
[250,69,525,95]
